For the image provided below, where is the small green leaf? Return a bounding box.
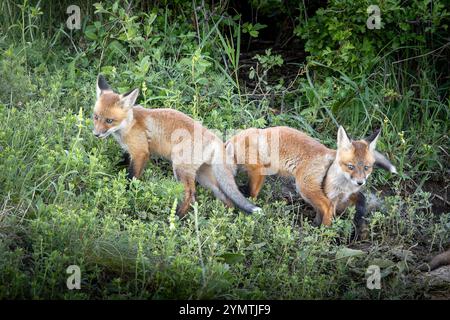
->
[84,25,97,41]
[370,258,395,268]
[112,1,119,13]
[245,242,266,250]
[249,30,258,38]
[336,247,366,260]
[218,252,245,264]
[195,77,208,85]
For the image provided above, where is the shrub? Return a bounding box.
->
[296,0,450,74]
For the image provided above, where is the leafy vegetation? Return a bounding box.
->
[0,0,448,299]
[296,0,450,74]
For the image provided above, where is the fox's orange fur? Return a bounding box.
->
[93,75,260,217]
[226,126,396,228]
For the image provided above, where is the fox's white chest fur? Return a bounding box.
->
[325,162,361,204]
[112,131,128,151]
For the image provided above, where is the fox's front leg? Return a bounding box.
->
[122,131,150,180]
[308,193,335,226]
[246,165,265,199]
[117,152,130,167]
[349,192,368,240]
[127,151,150,180]
[297,183,335,226]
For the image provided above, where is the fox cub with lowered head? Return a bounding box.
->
[225,126,396,230]
[93,75,260,217]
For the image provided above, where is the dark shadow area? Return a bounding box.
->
[226,0,326,89]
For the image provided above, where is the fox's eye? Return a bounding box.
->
[347,164,355,170]
[106,118,113,124]
[364,165,370,171]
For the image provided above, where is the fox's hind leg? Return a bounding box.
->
[196,164,234,208]
[246,166,265,199]
[173,167,196,218]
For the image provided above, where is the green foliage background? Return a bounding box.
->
[0,0,448,299]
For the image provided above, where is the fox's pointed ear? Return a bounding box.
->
[96,74,111,99]
[120,88,139,109]
[337,126,352,150]
[366,128,381,152]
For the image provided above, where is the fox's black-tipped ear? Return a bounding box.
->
[337,126,352,150]
[96,74,111,99]
[366,128,381,143]
[120,88,139,109]
[366,128,381,151]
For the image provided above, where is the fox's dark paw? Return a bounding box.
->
[352,222,369,241]
[117,152,131,167]
[313,214,322,227]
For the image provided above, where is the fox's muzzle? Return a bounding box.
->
[92,130,109,139]
[352,177,366,186]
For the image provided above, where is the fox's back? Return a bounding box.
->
[276,126,331,157]
[133,107,222,160]
[228,126,334,176]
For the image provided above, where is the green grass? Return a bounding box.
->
[0,1,449,299]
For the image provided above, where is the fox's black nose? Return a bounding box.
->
[357,181,364,186]
[93,132,100,138]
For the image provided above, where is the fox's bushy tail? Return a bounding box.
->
[212,163,261,214]
[374,151,397,173]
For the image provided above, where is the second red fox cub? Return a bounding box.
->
[225,126,396,228]
[92,75,260,217]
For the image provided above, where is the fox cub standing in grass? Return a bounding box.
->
[225,126,396,231]
[92,75,260,217]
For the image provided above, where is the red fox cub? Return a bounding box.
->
[93,75,260,217]
[225,126,396,228]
